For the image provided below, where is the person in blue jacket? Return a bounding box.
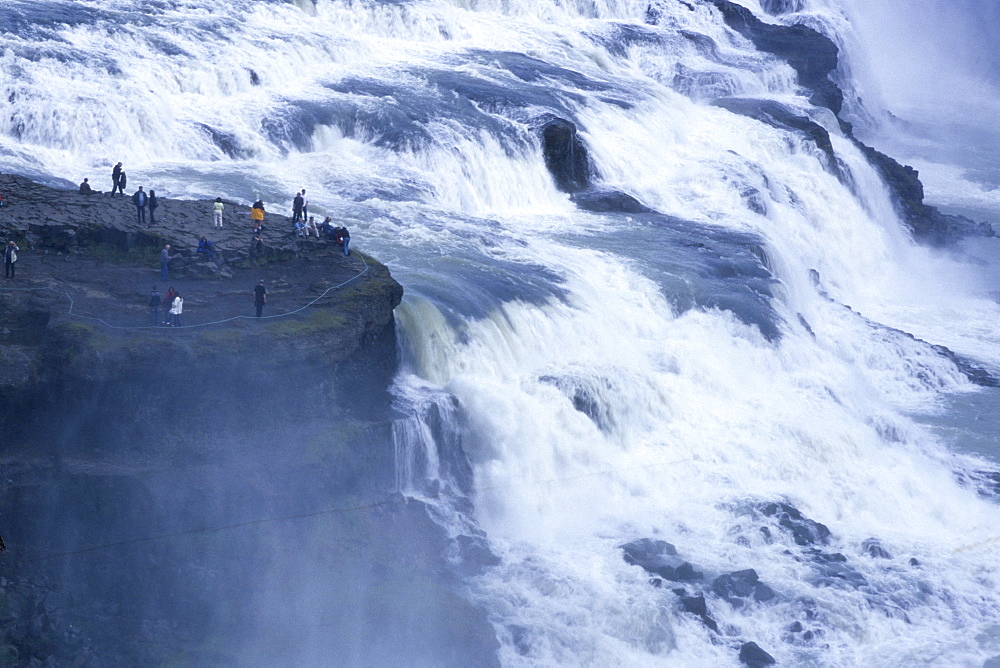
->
[132,186,148,225]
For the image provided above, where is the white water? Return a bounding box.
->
[4,0,1000,664]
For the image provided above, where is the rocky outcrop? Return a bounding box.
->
[539,116,590,193]
[708,0,842,114]
[704,0,994,243]
[536,116,655,214]
[0,174,503,666]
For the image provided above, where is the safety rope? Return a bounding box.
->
[0,253,369,330]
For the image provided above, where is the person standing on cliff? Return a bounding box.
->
[133,186,148,225]
[333,226,350,256]
[111,162,123,195]
[292,191,303,224]
[148,190,159,226]
[162,286,177,325]
[160,243,171,280]
[254,280,267,318]
[170,292,183,327]
[4,241,18,279]
[213,197,224,228]
[300,189,309,222]
[251,198,265,228]
[149,285,161,326]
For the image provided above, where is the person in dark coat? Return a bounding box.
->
[79,178,93,194]
[253,280,267,317]
[333,226,351,256]
[118,170,128,195]
[148,285,161,326]
[148,190,159,225]
[292,191,303,223]
[160,244,171,280]
[111,162,123,195]
[132,186,148,225]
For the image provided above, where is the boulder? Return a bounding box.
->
[539,117,590,193]
[754,501,831,546]
[711,569,776,607]
[739,641,776,666]
[860,538,892,560]
[571,188,654,214]
[621,538,703,581]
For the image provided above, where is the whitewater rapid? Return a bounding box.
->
[3,0,1000,664]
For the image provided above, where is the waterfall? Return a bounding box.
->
[3,0,1000,664]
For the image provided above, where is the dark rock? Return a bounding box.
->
[741,187,767,215]
[455,534,501,576]
[909,558,920,567]
[711,569,776,608]
[754,501,831,546]
[760,0,806,14]
[571,188,654,214]
[739,641,776,666]
[801,549,867,589]
[539,117,590,193]
[861,538,892,559]
[708,0,842,113]
[678,594,719,633]
[787,621,802,633]
[621,538,703,581]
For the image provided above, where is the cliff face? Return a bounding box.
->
[0,175,497,665]
[0,172,403,402]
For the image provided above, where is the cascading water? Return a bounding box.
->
[3,0,1000,664]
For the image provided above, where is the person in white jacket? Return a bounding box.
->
[213,197,224,228]
[170,293,183,327]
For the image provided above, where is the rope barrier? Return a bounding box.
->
[5,248,1000,561]
[0,253,369,330]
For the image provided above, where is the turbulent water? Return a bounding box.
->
[4,0,1000,665]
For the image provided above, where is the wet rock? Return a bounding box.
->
[740,187,767,215]
[678,594,719,633]
[860,538,892,559]
[539,116,590,193]
[739,641,776,666]
[803,549,867,589]
[620,538,703,581]
[707,0,842,114]
[754,501,831,546]
[711,569,776,608]
[454,534,501,576]
[571,188,654,214]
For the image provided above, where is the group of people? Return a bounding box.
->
[79,164,160,227]
[148,285,183,327]
[146,280,268,327]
